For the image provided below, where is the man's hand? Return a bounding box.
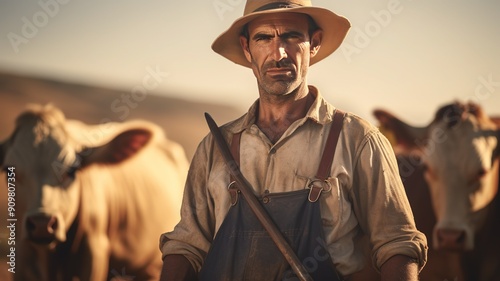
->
[380,254,419,281]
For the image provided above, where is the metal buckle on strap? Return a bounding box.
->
[307,179,332,202]
[227,181,240,206]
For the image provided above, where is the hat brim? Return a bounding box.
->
[211,6,351,67]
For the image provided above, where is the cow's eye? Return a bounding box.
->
[67,165,78,178]
[66,158,82,179]
[467,168,488,189]
[423,165,437,181]
[476,168,487,179]
[421,163,428,171]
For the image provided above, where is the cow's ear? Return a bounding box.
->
[373,109,428,153]
[79,128,152,168]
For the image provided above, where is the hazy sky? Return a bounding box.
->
[1,0,499,124]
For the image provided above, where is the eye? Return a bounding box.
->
[284,33,301,40]
[67,164,78,178]
[66,157,82,179]
[58,156,82,183]
[253,34,272,42]
[476,168,487,179]
[467,168,488,189]
[422,164,437,181]
[421,163,428,171]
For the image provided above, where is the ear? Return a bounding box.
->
[79,128,152,168]
[239,35,252,63]
[373,109,429,153]
[310,29,323,57]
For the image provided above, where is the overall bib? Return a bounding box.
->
[199,111,345,281]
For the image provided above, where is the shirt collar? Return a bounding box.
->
[227,85,336,134]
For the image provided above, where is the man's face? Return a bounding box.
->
[240,13,322,97]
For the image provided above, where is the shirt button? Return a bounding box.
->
[269,148,276,154]
[262,197,270,204]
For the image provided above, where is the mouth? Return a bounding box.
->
[265,68,294,78]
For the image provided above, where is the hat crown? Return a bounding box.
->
[243,0,312,16]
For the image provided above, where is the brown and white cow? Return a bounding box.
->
[0,104,188,281]
[373,101,500,281]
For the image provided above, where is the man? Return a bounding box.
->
[159,1,427,280]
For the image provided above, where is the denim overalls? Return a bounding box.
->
[199,111,345,281]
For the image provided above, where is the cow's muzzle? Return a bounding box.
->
[435,228,467,251]
[26,213,59,245]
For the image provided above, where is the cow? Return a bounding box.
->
[371,101,500,281]
[0,104,189,281]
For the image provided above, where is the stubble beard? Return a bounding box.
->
[259,79,297,98]
[253,59,301,99]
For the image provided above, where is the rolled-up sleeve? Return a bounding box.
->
[159,135,215,272]
[351,130,428,271]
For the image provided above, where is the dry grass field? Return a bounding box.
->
[0,71,243,281]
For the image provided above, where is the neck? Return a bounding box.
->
[256,84,314,143]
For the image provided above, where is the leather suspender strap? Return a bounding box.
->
[229,109,345,203]
[230,132,242,166]
[308,109,345,202]
[316,109,345,181]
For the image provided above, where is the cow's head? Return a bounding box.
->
[374,101,500,251]
[0,104,152,248]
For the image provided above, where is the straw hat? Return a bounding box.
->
[211,0,351,67]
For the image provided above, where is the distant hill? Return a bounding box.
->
[0,72,244,159]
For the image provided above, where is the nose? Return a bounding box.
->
[271,40,287,62]
[26,213,59,244]
[436,228,466,250]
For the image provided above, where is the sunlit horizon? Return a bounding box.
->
[1,0,499,125]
